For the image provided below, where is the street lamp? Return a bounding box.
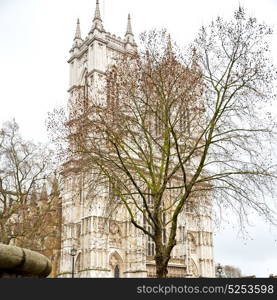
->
[216,263,223,278]
[70,248,77,278]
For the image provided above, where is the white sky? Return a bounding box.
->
[1,0,277,277]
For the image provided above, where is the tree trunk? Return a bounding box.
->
[155,253,170,278]
[154,221,177,278]
[156,263,168,278]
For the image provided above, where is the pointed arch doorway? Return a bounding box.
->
[109,252,124,278]
[114,265,120,278]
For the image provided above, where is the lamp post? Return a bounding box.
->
[216,263,223,278]
[70,248,77,278]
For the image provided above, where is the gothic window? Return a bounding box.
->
[70,224,74,238]
[82,53,88,68]
[155,107,163,136]
[143,188,167,256]
[114,265,120,278]
[187,233,197,254]
[146,187,153,206]
[162,212,166,245]
[181,226,186,243]
[147,232,155,257]
[88,74,94,101]
[83,72,89,109]
[78,186,82,204]
[77,223,81,237]
[108,179,120,202]
[143,213,155,257]
[185,201,195,213]
[107,68,119,114]
[179,103,191,136]
[84,218,89,234]
[75,254,81,277]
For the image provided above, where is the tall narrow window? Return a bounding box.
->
[107,68,119,119]
[162,212,166,245]
[146,187,153,206]
[185,201,195,213]
[83,72,89,110]
[114,265,120,278]
[75,253,81,278]
[109,179,119,201]
[147,233,155,256]
[143,213,155,257]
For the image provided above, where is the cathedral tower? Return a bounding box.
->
[59,0,214,278]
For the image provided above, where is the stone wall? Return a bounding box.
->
[0,243,52,278]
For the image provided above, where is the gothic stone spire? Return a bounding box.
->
[165,34,175,60]
[74,18,82,40]
[72,18,83,50]
[125,14,135,45]
[94,0,102,21]
[125,13,133,36]
[40,182,48,202]
[91,0,104,32]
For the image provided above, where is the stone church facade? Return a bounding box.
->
[58,0,214,278]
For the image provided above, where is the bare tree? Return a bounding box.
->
[0,120,61,257]
[49,8,277,278]
[224,265,242,278]
[0,120,43,243]
[193,7,277,226]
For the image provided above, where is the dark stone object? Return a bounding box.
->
[0,243,52,278]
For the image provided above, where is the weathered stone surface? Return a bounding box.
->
[0,243,52,278]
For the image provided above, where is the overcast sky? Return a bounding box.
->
[1,0,277,277]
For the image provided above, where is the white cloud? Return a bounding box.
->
[214,217,277,276]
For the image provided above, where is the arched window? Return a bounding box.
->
[187,233,197,254]
[114,265,120,278]
[75,253,81,278]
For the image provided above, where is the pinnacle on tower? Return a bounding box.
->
[167,34,172,53]
[125,14,133,36]
[125,14,135,46]
[39,182,48,203]
[50,174,59,197]
[74,18,82,40]
[94,0,102,21]
[165,34,174,59]
[30,185,38,207]
[91,0,104,32]
[72,18,83,50]
[191,47,199,70]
